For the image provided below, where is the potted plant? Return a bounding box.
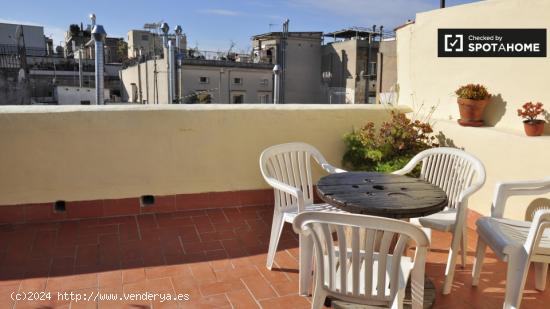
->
[517,102,546,136]
[455,84,491,127]
[342,111,438,176]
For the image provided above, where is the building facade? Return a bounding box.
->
[0,23,48,56]
[127,30,186,59]
[321,28,382,104]
[119,51,273,104]
[64,24,125,63]
[252,32,322,103]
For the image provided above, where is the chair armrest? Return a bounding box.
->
[263,176,305,211]
[491,177,550,218]
[391,162,416,176]
[391,155,421,176]
[320,163,347,174]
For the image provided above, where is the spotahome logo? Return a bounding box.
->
[438,29,546,57]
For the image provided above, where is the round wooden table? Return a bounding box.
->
[317,171,448,219]
[317,171,447,308]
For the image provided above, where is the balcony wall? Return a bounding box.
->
[396,0,550,219]
[0,104,407,218]
[396,0,550,133]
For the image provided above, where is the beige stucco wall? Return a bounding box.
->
[0,104,409,206]
[396,0,550,219]
[432,120,550,220]
[397,0,550,131]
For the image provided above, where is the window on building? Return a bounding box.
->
[199,77,209,84]
[259,94,270,103]
[232,94,244,104]
[233,77,243,85]
[80,100,91,105]
[260,79,268,86]
[141,34,149,41]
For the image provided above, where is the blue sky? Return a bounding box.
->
[0,0,479,52]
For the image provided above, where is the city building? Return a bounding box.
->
[321,27,384,104]
[64,23,126,63]
[252,31,323,103]
[127,29,186,59]
[376,38,397,105]
[120,47,273,104]
[0,23,49,56]
[54,85,110,105]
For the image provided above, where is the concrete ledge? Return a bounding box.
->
[0,104,410,206]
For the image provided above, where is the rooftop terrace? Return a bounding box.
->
[1,104,550,308]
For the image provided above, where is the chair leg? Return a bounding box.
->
[391,287,405,309]
[311,286,328,309]
[266,211,284,270]
[472,237,487,286]
[442,230,462,295]
[534,262,548,291]
[460,228,468,268]
[503,251,529,309]
[299,233,314,296]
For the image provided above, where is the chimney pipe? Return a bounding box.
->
[175,25,183,52]
[273,65,281,104]
[168,40,175,104]
[92,25,106,105]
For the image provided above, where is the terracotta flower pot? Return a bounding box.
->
[523,120,545,136]
[457,97,491,127]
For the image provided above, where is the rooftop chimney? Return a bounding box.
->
[92,24,106,105]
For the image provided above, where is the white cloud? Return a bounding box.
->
[0,17,66,46]
[198,9,243,17]
[286,0,436,28]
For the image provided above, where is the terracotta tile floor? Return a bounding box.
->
[1,205,550,308]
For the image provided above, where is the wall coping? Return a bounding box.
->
[0,104,413,114]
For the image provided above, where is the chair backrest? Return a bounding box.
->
[525,198,550,221]
[409,147,485,209]
[293,212,429,308]
[259,142,330,210]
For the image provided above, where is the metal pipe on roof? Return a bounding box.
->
[92,24,106,105]
[168,40,175,104]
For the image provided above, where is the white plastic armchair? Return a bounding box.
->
[392,147,486,294]
[259,142,347,296]
[293,212,430,309]
[472,177,550,309]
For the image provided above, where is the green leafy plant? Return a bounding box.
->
[185,91,212,104]
[343,111,438,175]
[455,84,490,100]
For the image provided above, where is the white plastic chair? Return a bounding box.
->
[392,147,486,294]
[472,177,550,309]
[260,142,347,296]
[293,212,430,309]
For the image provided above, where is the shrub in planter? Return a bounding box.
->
[343,111,439,176]
[517,102,546,136]
[455,84,491,127]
